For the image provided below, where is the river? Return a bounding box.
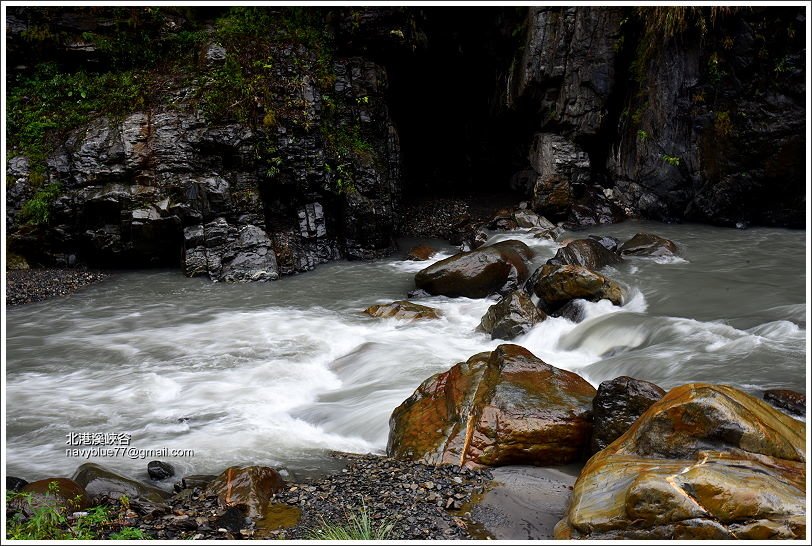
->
[5,220,807,484]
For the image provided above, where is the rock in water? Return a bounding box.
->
[618,233,678,257]
[555,383,806,539]
[763,389,806,417]
[387,344,595,467]
[478,291,546,340]
[414,240,533,298]
[529,264,624,314]
[205,466,286,519]
[546,238,623,269]
[590,376,665,453]
[364,301,441,321]
[406,245,438,261]
[147,460,175,481]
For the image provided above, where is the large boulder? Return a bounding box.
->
[529,264,624,314]
[205,466,286,519]
[478,291,547,340]
[590,376,665,453]
[546,238,623,269]
[16,478,90,516]
[618,233,678,258]
[414,240,533,299]
[363,300,441,321]
[555,383,806,539]
[387,344,596,467]
[72,463,169,513]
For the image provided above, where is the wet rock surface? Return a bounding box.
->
[5,268,109,306]
[478,290,546,340]
[364,300,441,321]
[557,383,806,540]
[529,264,624,314]
[590,376,665,453]
[414,240,533,299]
[388,344,596,467]
[763,389,806,417]
[471,465,579,540]
[546,238,624,269]
[204,466,286,519]
[618,232,679,258]
[72,463,170,514]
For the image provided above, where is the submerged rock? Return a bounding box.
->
[590,376,665,453]
[618,233,678,257]
[364,300,441,321]
[478,290,546,340]
[414,240,533,299]
[406,245,438,261]
[556,383,806,539]
[546,238,623,269]
[529,264,624,314]
[205,466,286,519]
[388,344,595,467]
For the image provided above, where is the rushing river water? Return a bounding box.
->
[5,220,808,484]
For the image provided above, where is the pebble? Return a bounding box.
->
[6,268,109,306]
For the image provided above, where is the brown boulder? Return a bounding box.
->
[414,240,533,298]
[556,384,806,539]
[205,466,286,519]
[387,344,596,467]
[619,233,678,257]
[546,238,623,270]
[590,376,665,453]
[478,291,546,340]
[406,245,437,261]
[529,264,624,314]
[363,300,441,321]
[17,478,90,515]
[72,463,169,512]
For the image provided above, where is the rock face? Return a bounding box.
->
[511,6,805,228]
[387,344,596,467]
[364,300,441,321]
[547,238,623,269]
[414,241,533,299]
[205,466,286,519]
[556,383,806,539]
[479,290,546,340]
[618,233,678,258]
[72,463,169,512]
[529,264,624,314]
[590,376,665,453]
[6,9,401,275]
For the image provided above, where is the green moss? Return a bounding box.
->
[19,182,62,225]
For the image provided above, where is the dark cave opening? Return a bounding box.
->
[377,8,533,202]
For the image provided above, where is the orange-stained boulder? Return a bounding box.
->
[406,245,438,261]
[387,344,596,467]
[555,383,806,540]
[205,466,286,519]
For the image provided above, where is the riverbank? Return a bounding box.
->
[5,268,110,306]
